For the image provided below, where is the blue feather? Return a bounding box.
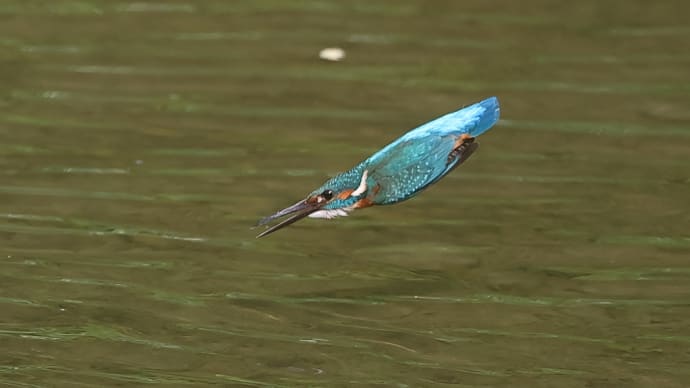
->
[317,96,500,207]
[257,97,501,237]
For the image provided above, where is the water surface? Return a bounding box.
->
[1,1,689,386]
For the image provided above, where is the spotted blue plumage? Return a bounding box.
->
[256,97,500,237]
[312,96,500,209]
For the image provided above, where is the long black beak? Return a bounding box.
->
[255,199,324,238]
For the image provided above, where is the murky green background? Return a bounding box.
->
[1,1,689,387]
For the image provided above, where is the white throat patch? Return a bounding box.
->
[309,208,351,219]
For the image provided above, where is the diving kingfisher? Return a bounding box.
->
[256,96,500,238]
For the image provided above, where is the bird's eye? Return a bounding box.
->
[321,190,334,200]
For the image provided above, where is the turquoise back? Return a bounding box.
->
[313,97,500,208]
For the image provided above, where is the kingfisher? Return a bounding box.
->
[256,96,500,238]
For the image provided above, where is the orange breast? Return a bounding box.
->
[353,197,375,209]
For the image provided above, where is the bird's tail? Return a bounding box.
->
[468,96,500,137]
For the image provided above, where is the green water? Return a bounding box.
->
[1,1,689,386]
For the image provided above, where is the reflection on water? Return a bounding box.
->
[1,0,689,386]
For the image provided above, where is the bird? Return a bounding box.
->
[256,96,500,238]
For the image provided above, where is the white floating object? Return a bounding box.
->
[319,47,345,62]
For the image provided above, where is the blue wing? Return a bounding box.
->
[400,96,500,140]
[365,97,499,204]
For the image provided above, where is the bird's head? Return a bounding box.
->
[256,168,371,238]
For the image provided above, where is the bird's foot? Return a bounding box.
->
[447,134,478,164]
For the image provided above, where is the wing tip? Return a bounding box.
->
[469,96,500,137]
